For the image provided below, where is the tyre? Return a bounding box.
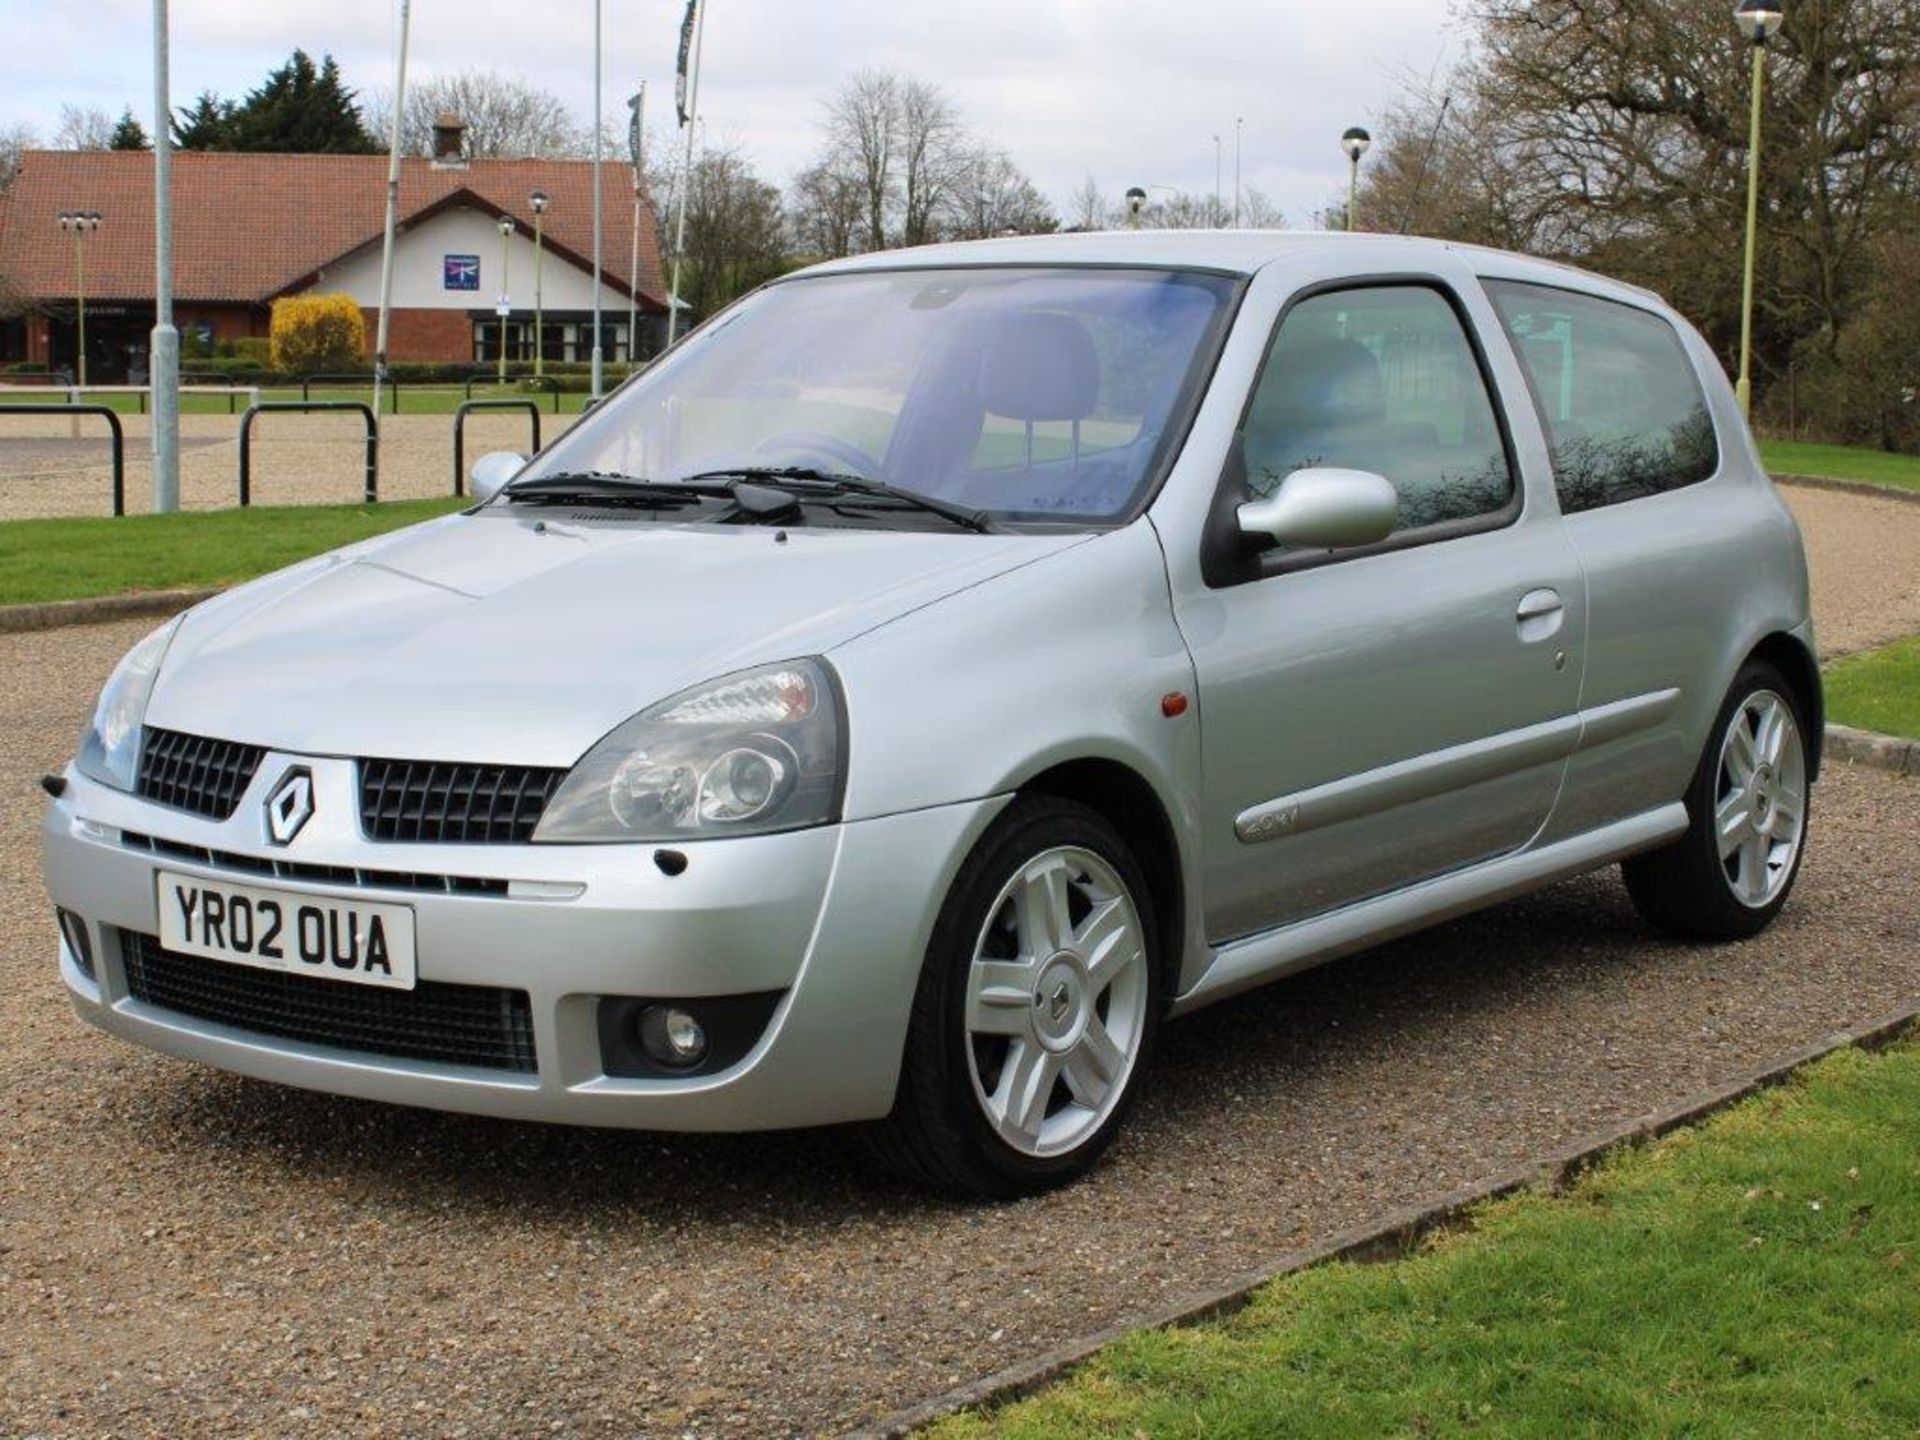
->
[867,796,1161,1199]
[1623,660,1811,941]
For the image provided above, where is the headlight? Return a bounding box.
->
[75,618,179,792]
[533,658,845,843]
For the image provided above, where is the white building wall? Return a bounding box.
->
[308,206,629,312]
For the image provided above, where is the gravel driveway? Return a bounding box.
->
[4,506,1917,1437]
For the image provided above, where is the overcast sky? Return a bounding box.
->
[1,0,1463,224]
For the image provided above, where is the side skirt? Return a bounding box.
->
[1169,802,1687,1017]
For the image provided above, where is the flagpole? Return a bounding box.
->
[151,0,179,513]
[590,0,604,400]
[667,0,705,347]
[627,83,644,369]
[372,0,411,427]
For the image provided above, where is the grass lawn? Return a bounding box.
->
[0,498,464,606]
[933,1039,1920,1439]
[1759,439,1920,493]
[1825,636,1920,741]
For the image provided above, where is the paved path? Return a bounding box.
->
[2,495,1916,1437]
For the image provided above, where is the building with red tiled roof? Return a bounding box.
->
[0,137,668,381]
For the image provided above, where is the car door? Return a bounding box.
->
[1176,274,1588,942]
[1480,277,1764,844]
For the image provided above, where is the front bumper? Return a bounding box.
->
[42,758,1001,1131]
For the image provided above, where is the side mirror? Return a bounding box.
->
[469,451,528,503]
[1237,467,1398,550]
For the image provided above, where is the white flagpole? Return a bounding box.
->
[590,0,604,400]
[151,0,179,512]
[627,83,644,368]
[372,0,411,428]
[667,0,705,347]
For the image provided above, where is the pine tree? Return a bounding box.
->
[173,92,237,150]
[108,108,149,151]
[228,50,379,154]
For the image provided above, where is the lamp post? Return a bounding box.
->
[1232,116,1243,227]
[57,211,102,386]
[1125,186,1147,228]
[528,191,548,380]
[1340,127,1371,232]
[496,214,514,383]
[1733,0,1784,420]
[1212,134,1222,227]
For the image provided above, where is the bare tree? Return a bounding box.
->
[365,70,585,158]
[680,144,790,320]
[944,146,1055,239]
[896,77,964,247]
[822,70,900,251]
[1135,190,1217,230]
[1067,176,1107,231]
[789,159,866,259]
[53,104,114,151]
[0,123,34,191]
[1347,0,1920,435]
[1236,187,1285,229]
[813,70,978,250]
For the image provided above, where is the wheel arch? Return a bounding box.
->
[1016,757,1187,999]
[1746,630,1824,781]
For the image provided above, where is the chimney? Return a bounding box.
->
[431,112,468,167]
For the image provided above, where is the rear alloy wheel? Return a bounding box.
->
[868,797,1159,1198]
[1624,661,1811,940]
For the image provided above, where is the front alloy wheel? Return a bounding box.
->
[1624,659,1812,940]
[869,797,1160,1198]
[964,845,1151,1159]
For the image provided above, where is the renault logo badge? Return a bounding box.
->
[265,767,315,846]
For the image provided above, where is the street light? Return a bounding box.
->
[528,190,548,380]
[496,214,514,383]
[1212,134,1222,228]
[1340,127,1371,233]
[57,210,102,386]
[1125,187,1147,228]
[1733,0,1784,420]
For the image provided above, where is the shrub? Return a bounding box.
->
[219,336,273,367]
[269,293,366,374]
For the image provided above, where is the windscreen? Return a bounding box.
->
[520,266,1241,524]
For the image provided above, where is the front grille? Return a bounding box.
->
[120,932,538,1073]
[137,728,266,820]
[121,831,510,897]
[358,759,566,844]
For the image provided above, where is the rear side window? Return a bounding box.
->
[1242,285,1515,536]
[1484,280,1719,514]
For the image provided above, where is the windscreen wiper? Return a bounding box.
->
[680,466,1000,535]
[500,471,731,507]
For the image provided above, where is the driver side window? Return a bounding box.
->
[1243,285,1516,538]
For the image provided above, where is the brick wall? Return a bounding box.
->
[374,308,476,363]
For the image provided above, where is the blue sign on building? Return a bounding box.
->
[444,254,481,291]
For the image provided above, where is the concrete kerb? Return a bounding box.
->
[1772,473,1920,507]
[1825,722,1920,777]
[857,1004,1920,1439]
[0,588,221,636]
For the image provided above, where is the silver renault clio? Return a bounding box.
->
[43,233,1819,1197]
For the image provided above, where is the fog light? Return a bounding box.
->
[638,1004,708,1068]
[56,908,94,979]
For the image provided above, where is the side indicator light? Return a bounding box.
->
[1160,692,1190,718]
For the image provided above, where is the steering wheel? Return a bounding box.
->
[754,429,888,482]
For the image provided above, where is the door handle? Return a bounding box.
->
[1516,587,1565,643]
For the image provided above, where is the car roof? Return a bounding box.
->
[795,229,1665,310]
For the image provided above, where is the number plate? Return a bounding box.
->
[155,870,417,990]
